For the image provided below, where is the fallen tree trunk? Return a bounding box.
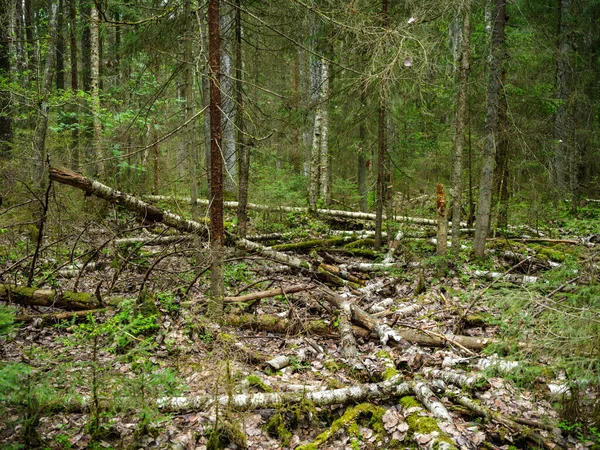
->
[114,235,195,246]
[16,308,106,325]
[49,167,208,236]
[222,284,308,303]
[144,195,468,227]
[0,285,125,310]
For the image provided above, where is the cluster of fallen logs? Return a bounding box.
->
[3,168,587,449]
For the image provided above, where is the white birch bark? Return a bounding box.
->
[319,58,330,205]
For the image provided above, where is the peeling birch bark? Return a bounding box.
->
[413,381,453,422]
[423,368,488,390]
[155,378,412,412]
[338,299,364,370]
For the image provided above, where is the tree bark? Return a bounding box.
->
[319,58,331,206]
[553,0,572,196]
[436,183,448,255]
[473,0,507,258]
[49,167,209,235]
[32,2,58,187]
[55,0,65,90]
[375,88,386,251]
[89,5,102,177]
[235,0,250,237]
[0,0,12,157]
[208,0,225,320]
[68,0,79,170]
[451,6,470,253]
[184,0,198,223]
[220,2,236,195]
[358,89,369,212]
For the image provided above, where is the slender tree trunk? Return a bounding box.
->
[208,0,225,320]
[553,0,572,196]
[0,0,12,157]
[235,0,250,237]
[374,0,388,251]
[493,92,509,229]
[292,53,300,171]
[319,58,331,206]
[451,6,470,253]
[185,0,197,219]
[220,3,236,195]
[308,54,323,214]
[358,95,368,213]
[89,5,102,177]
[24,0,35,74]
[56,0,65,90]
[436,183,448,255]
[473,0,507,258]
[152,57,160,195]
[374,88,386,251]
[69,0,79,170]
[32,2,58,187]
[14,0,25,66]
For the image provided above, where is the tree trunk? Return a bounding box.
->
[358,89,369,212]
[184,0,198,222]
[308,56,323,214]
[68,0,79,170]
[375,0,388,251]
[49,167,209,235]
[553,0,572,196]
[493,91,509,229]
[473,0,507,258]
[55,0,65,90]
[319,58,331,206]
[32,3,58,187]
[89,5,102,177]
[0,0,12,157]
[24,0,35,74]
[152,58,161,195]
[220,3,236,196]
[235,0,250,238]
[374,89,386,251]
[208,0,225,320]
[451,6,470,253]
[436,183,448,255]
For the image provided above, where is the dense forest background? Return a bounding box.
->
[1,0,599,225]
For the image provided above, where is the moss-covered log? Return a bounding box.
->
[0,285,126,310]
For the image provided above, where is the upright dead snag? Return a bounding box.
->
[436,183,448,255]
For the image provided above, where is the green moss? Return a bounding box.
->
[533,246,566,262]
[323,360,341,372]
[206,416,247,450]
[382,366,400,381]
[246,375,273,393]
[400,396,458,449]
[265,398,319,446]
[375,350,391,359]
[296,403,386,450]
[345,238,375,249]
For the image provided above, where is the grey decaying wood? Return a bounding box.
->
[413,381,453,422]
[474,270,538,284]
[222,284,308,303]
[338,299,364,370]
[318,288,411,348]
[382,231,403,263]
[452,394,558,450]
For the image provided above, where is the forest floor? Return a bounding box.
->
[1,193,599,450]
